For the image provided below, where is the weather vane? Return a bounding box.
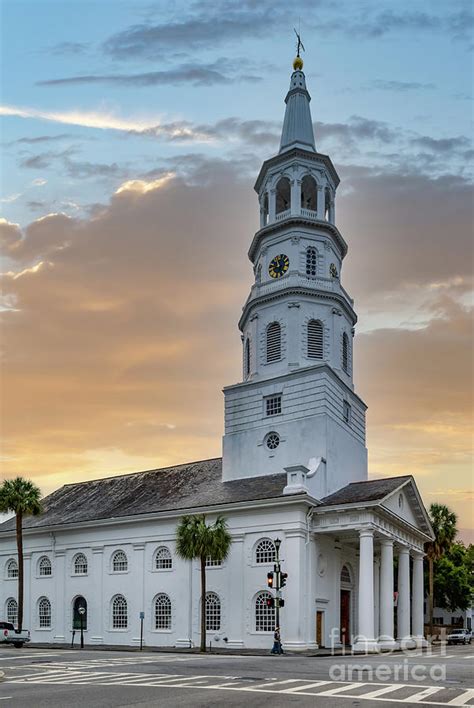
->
[294,27,305,58]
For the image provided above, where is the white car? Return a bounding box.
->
[447,628,472,645]
[0,621,30,648]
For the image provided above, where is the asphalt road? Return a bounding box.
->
[0,644,473,707]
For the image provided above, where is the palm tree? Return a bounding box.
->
[176,514,232,652]
[426,503,457,637]
[0,478,42,631]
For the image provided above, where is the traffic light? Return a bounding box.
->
[266,597,275,608]
[280,572,288,588]
[278,599,285,608]
[267,572,274,588]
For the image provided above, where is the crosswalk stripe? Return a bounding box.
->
[446,689,474,706]
[243,678,301,690]
[310,682,365,696]
[359,684,407,699]
[283,681,332,693]
[409,687,443,702]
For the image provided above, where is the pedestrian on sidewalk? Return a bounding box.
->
[271,627,283,654]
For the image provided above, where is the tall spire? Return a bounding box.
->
[279,54,316,154]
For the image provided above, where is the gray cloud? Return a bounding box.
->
[410,135,471,154]
[48,41,89,55]
[10,134,75,145]
[37,62,260,88]
[368,80,436,92]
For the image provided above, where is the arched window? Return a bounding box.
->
[275,177,291,214]
[325,187,331,220]
[308,320,323,359]
[154,593,172,630]
[255,539,276,564]
[342,332,349,373]
[245,338,251,378]
[112,595,128,629]
[301,175,317,211]
[72,596,87,630]
[266,322,281,363]
[262,193,269,225]
[205,592,221,631]
[255,591,275,632]
[6,559,18,578]
[39,556,52,577]
[73,553,88,575]
[340,565,352,585]
[306,246,318,278]
[112,550,128,573]
[155,546,172,570]
[38,597,51,628]
[6,598,18,626]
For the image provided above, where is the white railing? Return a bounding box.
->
[275,209,291,221]
[300,208,319,220]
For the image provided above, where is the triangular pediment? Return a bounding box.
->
[380,477,434,539]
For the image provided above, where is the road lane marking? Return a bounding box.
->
[360,684,408,699]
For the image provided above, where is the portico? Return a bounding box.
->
[311,475,434,652]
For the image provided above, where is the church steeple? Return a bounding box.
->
[222,52,368,497]
[279,57,316,153]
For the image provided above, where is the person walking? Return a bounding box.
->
[271,626,283,654]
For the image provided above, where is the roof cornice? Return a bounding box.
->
[254,148,340,192]
[248,217,348,262]
[224,361,367,410]
[238,283,357,331]
[0,494,316,539]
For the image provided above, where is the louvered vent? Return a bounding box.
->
[342,332,349,372]
[266,322,281,363]
[308,319,323,359]
[245,338,251,377]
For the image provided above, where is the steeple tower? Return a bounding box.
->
[222,55,368,498]
[280,59,316,153]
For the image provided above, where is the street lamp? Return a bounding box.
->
[78,605,85,649]
[274,538,282,653]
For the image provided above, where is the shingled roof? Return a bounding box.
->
[0,458,291,533]
[320,476,412,506]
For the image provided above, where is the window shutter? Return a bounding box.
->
[308,320,323,359]
[266,322,281,363]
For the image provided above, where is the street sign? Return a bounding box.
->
[139,611,145,620]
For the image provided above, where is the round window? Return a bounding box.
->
[266,432,280,450]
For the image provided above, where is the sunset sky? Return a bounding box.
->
[1,1,473,539]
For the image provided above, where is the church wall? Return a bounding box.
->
[0,504,322,650]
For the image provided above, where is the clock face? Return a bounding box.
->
[269,254,289,279]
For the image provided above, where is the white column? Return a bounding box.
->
[353,528,377,652]
[53,551,66,641]
[373,556,380,640]
[317,185,324,219]
[90,547,104,644]
[411,551,427,647]
[226,534,245,648]
[397,546,414,647]
[269,188,276,222]
[290,179,301,216]
[378,539,397,649]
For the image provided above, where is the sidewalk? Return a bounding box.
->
[21,642,413,658]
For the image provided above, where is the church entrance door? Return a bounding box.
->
[340,590,351,645]
[316,610,324,647]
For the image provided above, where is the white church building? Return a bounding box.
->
[0,57,434,652]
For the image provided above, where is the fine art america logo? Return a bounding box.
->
[327,629,450,683]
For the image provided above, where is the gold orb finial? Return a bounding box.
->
[293,55,304,70]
